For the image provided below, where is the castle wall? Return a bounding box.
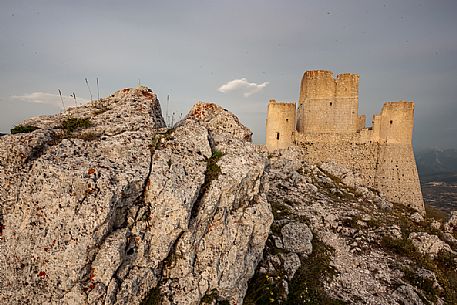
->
[373,144,423,209]
[266,100,296,151]
[298,70,359,134]
[294,133,424,211]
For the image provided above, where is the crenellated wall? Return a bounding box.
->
[266,70,424,211]
[298,70,359,134]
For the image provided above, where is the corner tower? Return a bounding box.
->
[266,100,296,151]
[297,70,359,134]
[374,101,415,144]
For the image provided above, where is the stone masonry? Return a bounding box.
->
[265,70,424,211]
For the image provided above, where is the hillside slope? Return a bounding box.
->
[0,87,456,304]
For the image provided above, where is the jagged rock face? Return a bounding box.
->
[0,87,272,305]
[184,102,253,142]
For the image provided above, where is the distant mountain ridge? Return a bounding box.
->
[415,148,457,213]
[415,148,457,182]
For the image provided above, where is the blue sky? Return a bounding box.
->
[1,0,456,149]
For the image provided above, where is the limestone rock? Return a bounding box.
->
[393,284,425,305]
[410,212,425,223]
[183,102,252,142]
[280,252,301,279]
[444,211,457,233]
[244,147,455,305]
[408,232,453,258]
[281,222,313,256]
[0,88,272,305]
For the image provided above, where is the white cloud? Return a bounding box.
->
[11,92,89,108]
[218,78,269,97]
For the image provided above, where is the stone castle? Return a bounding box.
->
[266,70,424,211]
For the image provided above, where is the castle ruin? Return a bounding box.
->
[266,70,424,211]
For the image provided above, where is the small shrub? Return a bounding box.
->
[211,149,224,159]
[60,117,92,133]
[206,150,223,182]
[380,236,417,257]
[11,125,39,134]
[425,204,448,223]
[402,267,439,302]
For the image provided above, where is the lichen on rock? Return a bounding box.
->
[0,87,272,305]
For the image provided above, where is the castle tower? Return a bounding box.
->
[377,101,415,144]
[266,100,296,151]
[266,70,424,212]
[297,70,359,134]
[370,101,424,211]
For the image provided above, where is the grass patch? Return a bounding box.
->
[425,204,449,223]
[245,224,345,304]
[206,150,223,182]
[381,236,418,258]
[401,267,439,303]
[60,117,92,133]
[57,117,94,140]
[374,202,457,303]
[11,125,39,134]
[380,235,457,303]
[244,273,285,305]
[285,239,346,305]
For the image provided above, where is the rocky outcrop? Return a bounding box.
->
[444,211,457,233]
[244,148,457,305]
[0,87,272,305]
[1,86,456,305]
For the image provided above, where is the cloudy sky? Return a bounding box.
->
[1,0,456,149]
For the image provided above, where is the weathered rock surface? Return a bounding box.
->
[0,87,272,305]
[244,148,457,305]
[409,232,455,258]
[1,86,456,305]
[444,211,457,233]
